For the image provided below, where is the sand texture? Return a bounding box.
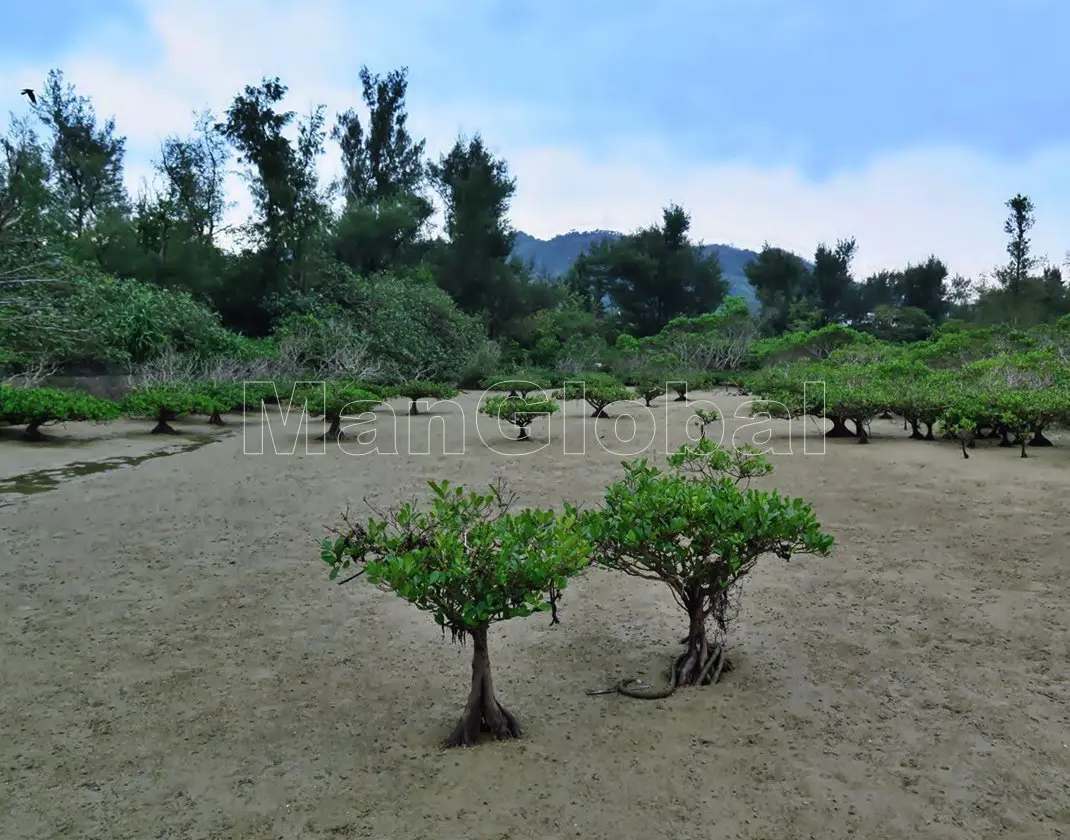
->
[1,392,1068,839]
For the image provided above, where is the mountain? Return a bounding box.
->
[511,229,763,307]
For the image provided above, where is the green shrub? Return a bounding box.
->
[299,382,382,441]
[319,479,591,746]
[398,381,459,416]
[0,385,120,441]
[583,440,833,696]
[558,373,633,418]
[480,395,559,441]
[121,384,212,434]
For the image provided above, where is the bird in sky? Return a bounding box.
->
[20,88,36,105]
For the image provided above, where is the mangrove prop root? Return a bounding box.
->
[593,647,733,701]
[446,628,521,748]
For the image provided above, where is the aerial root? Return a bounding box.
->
[598,646,733,701]
[446,696,520,748]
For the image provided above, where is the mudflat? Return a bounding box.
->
[1,392,1068,839]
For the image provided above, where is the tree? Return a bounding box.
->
[331,66,432,276]
[584,440,834,695]
[221,78,329,327]
[810,237,856,324]
[481,394,558,440]
[633,379,666,407]
[998,193,1039,296]
[0,117,51,251]
[334,66,426,202]
[869,304,934,342]
[691,407,720,438]
[125,112,231,298]
[559,373,633,418]
[897,256,948,322]
[319,479,591,746]
[399,380,458,415]
[121,383,212,434]
[581,205,728,336]
[190,380,243,425]
[157,111,230,245]
[34,70,127,237]
[429,134,519,333]
[300,381,381,441]
[0,384,120,441]
[480,373,553,398]
[652,296,759,372]
[666,371,711,402]
[744,245,812,333]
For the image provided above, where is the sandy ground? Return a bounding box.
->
[1,391,1068,840]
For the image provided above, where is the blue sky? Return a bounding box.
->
[2,0,1068,279]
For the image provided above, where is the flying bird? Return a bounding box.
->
[20,88,36,105]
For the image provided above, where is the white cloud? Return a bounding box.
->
[503,142,1070,279]
[2,0,1067,281]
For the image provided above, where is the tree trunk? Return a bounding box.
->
[590,405,608,418]
[409,400,420,416]
[446,626,520,748]
[208,410,225,425]
[923,422,935,441]
[827,416,855,437]
[999,429,1013,448]
[677,608,711,686]
[151,411,180,434]
[673,392,687,402]
[318,415,344,441]
[23,420,46,442]
[516,426,530,441]
[907,418,925,440]
[1019,436,1028,458]
[853,419,869,443]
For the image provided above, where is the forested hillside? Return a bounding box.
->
[512,230,763,305]
[2,65,1068,387]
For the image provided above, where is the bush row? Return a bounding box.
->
[743,346,1070,456]
[0,379,462,442]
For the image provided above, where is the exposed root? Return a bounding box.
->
[594,646,733,701]
[151,419,180,434]
[826,417,855,437]
[445,627,521,748]
[446,695,521,748]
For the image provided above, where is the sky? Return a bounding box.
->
[2,0,1068,280]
